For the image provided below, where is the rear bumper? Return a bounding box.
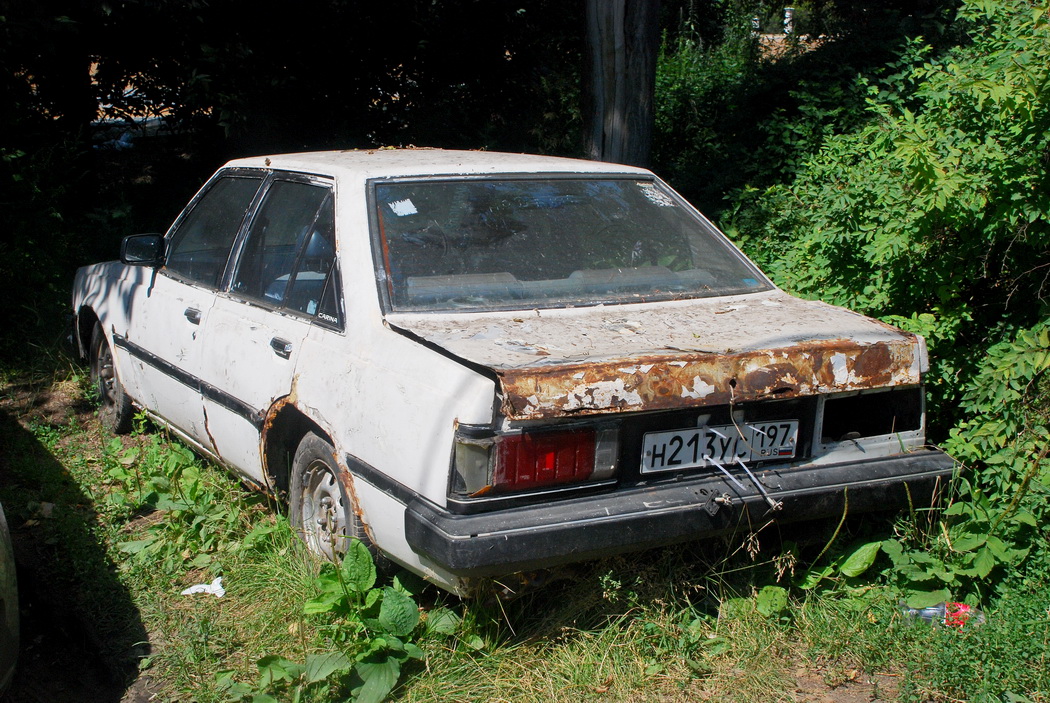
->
[405,449,955,576]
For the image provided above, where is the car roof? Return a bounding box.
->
[225,148,653,180]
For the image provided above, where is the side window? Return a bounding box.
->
[165,176,262,288]
[285,195,340,322]
[231,180,341,326]
[231,181,329,303]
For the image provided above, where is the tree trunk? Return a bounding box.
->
[583,0,660,167]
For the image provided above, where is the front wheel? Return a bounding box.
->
[89,322,133,434]
[289,432,364,559]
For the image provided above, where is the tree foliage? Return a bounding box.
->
[726,0,1050,601]
[653,0,961,213]
[731,0,1050,413]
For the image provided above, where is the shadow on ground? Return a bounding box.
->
[0,406,154,703]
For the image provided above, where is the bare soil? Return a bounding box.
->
[790,665,900,702]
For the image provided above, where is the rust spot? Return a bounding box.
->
[262,395,295,437]
[498,338,920,421]
[259,394,298,494]
[260,376,301,492]
[202,406,220,458]
[334,452,376,545]
[853,343,894,385]
[743,363,800,397]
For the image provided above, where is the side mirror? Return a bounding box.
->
[120,233,165,266]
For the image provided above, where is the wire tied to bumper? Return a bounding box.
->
[706,456,783,513]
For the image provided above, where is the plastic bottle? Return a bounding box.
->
[900,601,985,629]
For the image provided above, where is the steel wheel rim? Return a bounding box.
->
[300,459,347,558]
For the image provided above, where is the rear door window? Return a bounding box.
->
[230,179,341,326]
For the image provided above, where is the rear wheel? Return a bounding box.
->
[89,322,133,434]
[289,432,364,559]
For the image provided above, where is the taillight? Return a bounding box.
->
[495,429,596,491]
[452,425,618,500]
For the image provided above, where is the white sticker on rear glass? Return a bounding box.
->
[389,199,418,216]
[637,183,674,207]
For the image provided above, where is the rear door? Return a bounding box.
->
[119,172,264,447]
[198,175,338,483]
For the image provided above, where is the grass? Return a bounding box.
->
[1,355,1048,702]
[127,524,319,700]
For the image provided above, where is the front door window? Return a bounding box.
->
[166,176,263,288]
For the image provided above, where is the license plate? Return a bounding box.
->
[641,420,799,473]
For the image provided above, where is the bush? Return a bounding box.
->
[729,0,1050,422]
[725,0,1050,604]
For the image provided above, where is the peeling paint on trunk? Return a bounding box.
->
[681,376,716,399]
[387,291,924,421]
[496,336,918,419]
[562,378,643,412]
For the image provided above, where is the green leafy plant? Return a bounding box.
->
[726,0,1050,607]
[639,612,721,677]
[719,585,791,620]
[798,540,883,592]
[222,540,427,703]
[897,565,1050,701]
[875,322,1047,606]
[103,433,259,573]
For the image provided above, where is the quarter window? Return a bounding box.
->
[165,176,263,288]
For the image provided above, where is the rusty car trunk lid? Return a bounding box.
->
[385,291,924,421]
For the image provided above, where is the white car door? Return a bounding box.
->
[120,173,264,449]
[198,176,337,484]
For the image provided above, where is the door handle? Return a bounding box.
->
[184,307,201,325]
[270,337,293,359]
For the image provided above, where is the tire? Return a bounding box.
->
[89,322,134,434]
[289,432,364,559]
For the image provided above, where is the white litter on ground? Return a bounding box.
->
[180,576,225,598]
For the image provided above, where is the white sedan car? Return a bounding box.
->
[72,150,953,594]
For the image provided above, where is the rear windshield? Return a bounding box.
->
[373,177,771,311]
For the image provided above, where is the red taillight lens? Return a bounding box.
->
[493,429,596,492]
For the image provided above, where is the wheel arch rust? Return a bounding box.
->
[260,393,374,543]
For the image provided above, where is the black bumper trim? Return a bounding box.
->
[404,449,955,576]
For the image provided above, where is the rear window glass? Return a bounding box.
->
[373,177,770,312]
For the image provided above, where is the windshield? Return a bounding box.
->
[373,177,771,311]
